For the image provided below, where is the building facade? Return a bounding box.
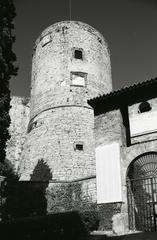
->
[6,21,157,234]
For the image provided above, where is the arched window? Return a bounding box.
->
[138,101,151,113]
[127,152,157,180]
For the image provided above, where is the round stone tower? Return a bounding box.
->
[19,21,112,181]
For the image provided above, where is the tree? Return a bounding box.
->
[0,0,18,174]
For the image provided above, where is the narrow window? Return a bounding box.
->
[27,120,43,133]
[71,72,87,87]
[61,80,66,86]
[42,34,51,47]
[27,121,35,133]
[139,101,151,113]
[74,49,83,60]
[74,143,84,151]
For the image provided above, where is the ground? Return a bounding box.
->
[89,231,157,240]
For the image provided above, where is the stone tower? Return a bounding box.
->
[19,21,112,181]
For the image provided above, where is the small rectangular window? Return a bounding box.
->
[75,50,83,59]
[74,142,84,151]
[71,72,87,87]
[73,48,83,60]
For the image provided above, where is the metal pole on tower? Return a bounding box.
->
[69,0,71,20]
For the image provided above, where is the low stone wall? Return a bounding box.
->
[97,203,122,231]
[0,178,122,233]
[46,178,97,214]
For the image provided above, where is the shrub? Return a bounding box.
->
[80,210,99,233]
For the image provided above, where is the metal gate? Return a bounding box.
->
[127,152,157,232]
[127,177,157,231]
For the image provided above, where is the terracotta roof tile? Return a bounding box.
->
[88,77,157,115]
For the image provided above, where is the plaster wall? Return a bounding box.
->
[128,98,157,144]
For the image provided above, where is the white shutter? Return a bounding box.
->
[72,75,85,86]
[96,142,122,204]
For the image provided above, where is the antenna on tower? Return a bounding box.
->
[69,0,72,20]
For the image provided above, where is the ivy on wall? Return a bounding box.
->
[46,183,99,232]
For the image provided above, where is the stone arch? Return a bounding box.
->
[126,152,157,232]
[126,151,157,180]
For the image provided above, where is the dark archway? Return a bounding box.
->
[127,152,157,232]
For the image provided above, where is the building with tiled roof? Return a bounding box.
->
[4,21,157,235]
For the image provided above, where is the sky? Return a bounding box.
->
[12,0,157,97]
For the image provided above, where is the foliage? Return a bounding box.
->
[1,160,52,220]
[80,210,99,232]
[0,180,99,232]
[1,181,48,220]
[0,0,18,168]
[47,183,100,232]
[0,160,18,180]
[0,212,87,240]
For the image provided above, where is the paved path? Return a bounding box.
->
[89,232,157,240]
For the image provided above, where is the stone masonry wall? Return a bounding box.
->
[31,21,112,119]
[12,21,113,232]
[94,102,157,232]
[45,178,117,232]
[6,96,30,173]
[94,109,127,233]
[94,109,124,147]
[46,178,97,214]
[115,98,157,234]
[19,106,95,181]
[20,21,112,182]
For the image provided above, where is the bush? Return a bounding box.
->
[80,210,99,233]
[47,183,100,233]
[0,211,88,240]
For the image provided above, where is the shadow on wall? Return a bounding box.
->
[30,158,52,181]
[1,159,52,220]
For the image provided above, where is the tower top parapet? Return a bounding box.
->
[33,21,109,52]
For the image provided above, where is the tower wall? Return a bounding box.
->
[30,21,112,119]
[19,21,112,181]
[20,106,95,180]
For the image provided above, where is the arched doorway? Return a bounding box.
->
[127,152,157,232]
